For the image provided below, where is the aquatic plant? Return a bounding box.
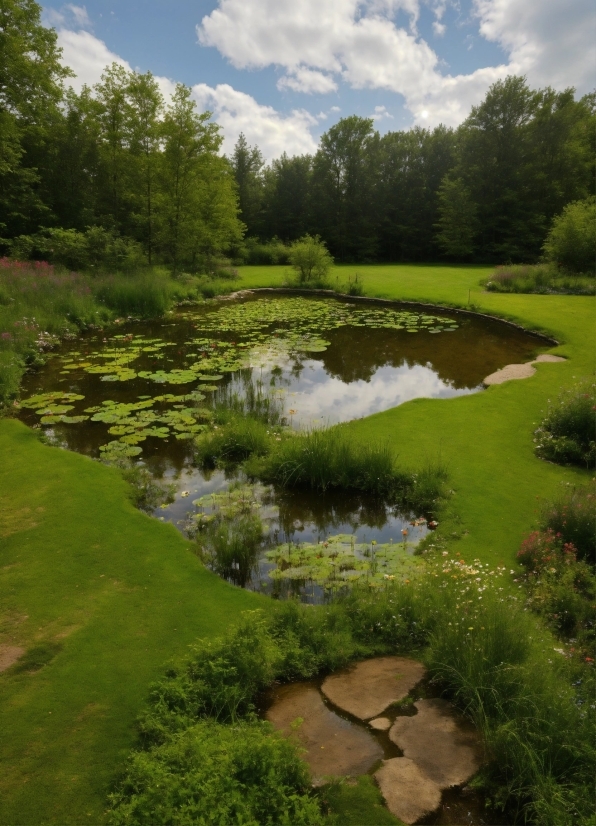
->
[194,416,273,467]
[198,513,264,586]
[258,425,407,495]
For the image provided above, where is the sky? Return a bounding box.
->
[42,0,596,160]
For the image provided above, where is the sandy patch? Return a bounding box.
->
[533,354,566,363]
[484,352,565,385]
[0,645,25,672]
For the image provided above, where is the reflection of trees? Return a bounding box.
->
[317,321,542,389]
[274,488,391,540]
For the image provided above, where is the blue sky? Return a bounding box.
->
[43,0,595,158]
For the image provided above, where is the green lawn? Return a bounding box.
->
[0,263,594,824]
[0,422,262,824]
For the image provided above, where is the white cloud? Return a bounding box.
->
[474,0,596,94]
[372,104,394,119]
[56,28,177,99]
[66,4,92,28]
[192,84,319,159]
[432,20,446,36]
[198,0,595,127]
[278,67,338,94]
[57,29,131,90]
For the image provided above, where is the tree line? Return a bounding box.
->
[1,0,594,271]
[232,79,594,264]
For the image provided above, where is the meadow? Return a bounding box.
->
[0,263,594,824]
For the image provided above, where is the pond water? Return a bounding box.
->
[18,293,546,599]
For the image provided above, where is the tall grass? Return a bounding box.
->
[94,272,173,317]
[195,416,272,467]
[259,425,405,494]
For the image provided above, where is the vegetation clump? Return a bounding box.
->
[485,263,595,295]
[542,197,596,275]
[534,379,596,467]
[287,235,334,285]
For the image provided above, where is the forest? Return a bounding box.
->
[2,0,595,272]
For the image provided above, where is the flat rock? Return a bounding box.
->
[369,716,391,731]
[483,363,536,385]
[266,683,382,782]
[321,656,426,720]
[0,645,24,673]
[389,698,482,788]
[374,757,442,825]
[532,354,566,363]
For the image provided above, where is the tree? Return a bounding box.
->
[126,72,164,262]
[156,84,242,271]
[230,134,264,236]
[0,0,71,240]
[542,197,596,273]
[311,116,378,261]
[288,235,333,283]
[435,177,478,258]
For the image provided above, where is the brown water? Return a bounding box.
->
[18,294,547,598]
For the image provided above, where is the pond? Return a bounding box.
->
[18,293,547,599]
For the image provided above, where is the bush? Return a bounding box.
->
[10,227,146,272]
[288,235,333,284]
[534,380,596,468]
[485,263,595,295]
[539,483,596,566]
[109,719,321,826]
[543,197,596,275]
[244,237,291,265]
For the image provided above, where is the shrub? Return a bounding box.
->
[10,227,146,272]
[534,380,596,468]
[244,237,291,265]
[539,483,596,566]
[288,235,333,284]
[109,719,321,826]
[543,197,596,275]
[485,263,595,295]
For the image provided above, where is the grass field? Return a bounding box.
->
[0,263,594,823]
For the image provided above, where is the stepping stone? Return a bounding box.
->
[389,698,482,788]
[369,717,391,731]
[483,363,536,385]
[321,656,426,720]
[374,757,442,825]
[266,683,382,782]
[532,354,566,363]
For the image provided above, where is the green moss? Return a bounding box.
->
[321,776,405,826]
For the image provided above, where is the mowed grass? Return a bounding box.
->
[0,263,594,824]
[237,264,595,566]
[0,421,263,824]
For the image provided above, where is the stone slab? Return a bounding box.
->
[321,656,426,721]
[266,682,382,782]
[389,698,482,788]
[375,757,442,825]
[369,716,391,731]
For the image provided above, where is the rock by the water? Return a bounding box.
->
[321,656,426,720]
[266,683,382,782]
[374,757,442,825]
[389,698,481,788]
[369,717,391,731]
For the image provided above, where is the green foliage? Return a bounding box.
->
[534,379,596,468]
[195,416,272,466]
[108,720,322,826]
[11,227,146,272]
[288,235,334,284]
[243,237,291,265]
[485,263,595,295]
[543,197,596,274]
[198,513,264,584]
[94,272,172,317]
[435,176,478,258]
[321,776,404,825]
[539,483,596,566]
